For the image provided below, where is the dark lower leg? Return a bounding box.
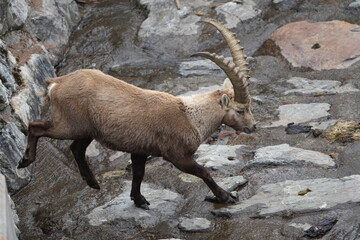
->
[70,138,100,189]
[18,121,52,168]
[172,159,237,203]
[130,154,149,209]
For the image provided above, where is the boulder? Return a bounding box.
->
[86,181,183,228]
[27,0,80,48]
[284,77,359,96]
[270,103,331,127]
[259,21,360,70]
[0,123,31,193]
[0,0,29,35]
[212,175,360,218]
[247,144,335,168]
[215,1,261,28]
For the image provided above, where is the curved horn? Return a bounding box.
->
[191,52,250,103]
[197,18,251,104]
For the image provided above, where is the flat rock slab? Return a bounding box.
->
[195,144,247,170]
[212,175,360,218]
[262,20,360,70]
[284,77,359,96]
[270,103,331,127]
[86,181,183,228]
[178,217,213,232]
[247,144,335,168]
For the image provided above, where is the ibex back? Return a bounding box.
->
[18,19,256,209]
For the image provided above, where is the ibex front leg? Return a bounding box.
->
[18,121,52,168]
[130,154,150,210]
[171,157,237,203]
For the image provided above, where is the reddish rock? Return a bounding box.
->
[258,21,360,70]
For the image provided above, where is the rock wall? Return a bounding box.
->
[0,0,80,193]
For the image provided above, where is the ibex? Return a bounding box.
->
[18,19,256,209]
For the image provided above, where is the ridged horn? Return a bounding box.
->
[195,18,251,104]
[191,52,250,104]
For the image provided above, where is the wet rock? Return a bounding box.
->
[270,103,331,127]
[27,0,80,48]
[284,77,359,96]
[10,54,55,126]
[349,0,360,8]
[178,217,213,232]
[0,123,31,193]
[260,21,360,70]
[195,144,247,171]
[247,144,335,168]
[215,1,261,28]
[212,175,360,218]
[304,217,338,238]
[86,181,183,228]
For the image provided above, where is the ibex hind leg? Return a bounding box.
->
[170,158,238,204]
[130,154,150,209]
[18,121,53,168]
[70,138,100,190]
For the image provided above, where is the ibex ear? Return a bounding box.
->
[221,94,230,107]
[223,78,233,90]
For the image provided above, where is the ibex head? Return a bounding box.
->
[192,18,256,134]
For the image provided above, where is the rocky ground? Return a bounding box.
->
[1,0,360,239]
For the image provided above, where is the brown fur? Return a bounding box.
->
[19,69,256,208]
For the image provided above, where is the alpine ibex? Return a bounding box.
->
[18,19,256,209]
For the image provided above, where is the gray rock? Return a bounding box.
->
[0,82,9,110]
[270,103,331,127]
[0,123,31,193]
[215,175,248,191]
[195,144,247,171]
[86,181,183,228]
[178,217,213,232]
[309,119,338,131]
[179,59,225,77]
[11,54,55,126]
[349,0,360,8]
[138,0,202,58]
[247,144,335,168]
[212,175,360,218]
[0,41,16,94]
[0,0,28,34]
[0,174,19,240]
[7,0,29,30]
[216,1,261,28]
[205,175,248,200]
[28,0,80,47]
[284,77,358,96]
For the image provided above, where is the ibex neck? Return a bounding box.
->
[179,91,225,142]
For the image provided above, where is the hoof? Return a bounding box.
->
[136,203,150,210]
[17,158,32,168]
[205,191,238,204]
[88,181,100,190]
[132,195,150,210]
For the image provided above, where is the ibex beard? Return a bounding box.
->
[18,19,256,209]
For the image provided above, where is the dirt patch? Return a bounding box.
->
[324,121,360,143]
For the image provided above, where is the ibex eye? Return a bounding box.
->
[236,109,245,114]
